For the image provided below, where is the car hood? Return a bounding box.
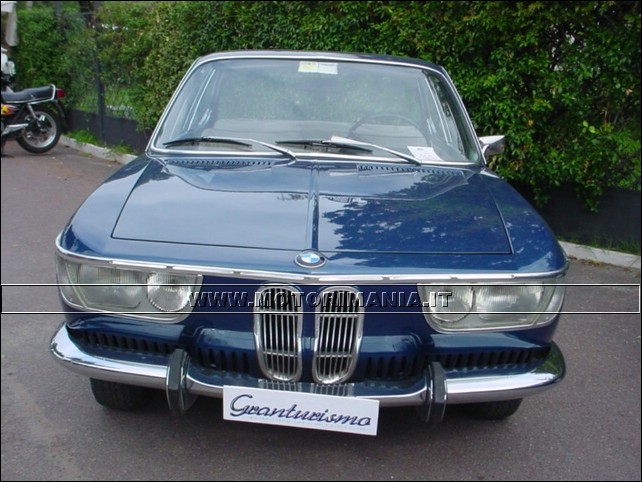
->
[112,158,511,255]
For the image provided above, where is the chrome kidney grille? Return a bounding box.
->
[253,285,303,382]
[254,286,364,384]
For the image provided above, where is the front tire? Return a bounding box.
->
[460,398,523,420]
[90,379,153,411]
[16,105,61,153]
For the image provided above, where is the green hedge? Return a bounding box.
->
[13,1,640,209]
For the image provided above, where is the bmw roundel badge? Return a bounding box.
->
[294,250,326,268]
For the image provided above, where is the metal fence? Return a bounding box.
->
[58,1,150,153]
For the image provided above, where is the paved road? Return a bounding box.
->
[1,142,640,481]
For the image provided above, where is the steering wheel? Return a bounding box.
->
[347,113,426,139]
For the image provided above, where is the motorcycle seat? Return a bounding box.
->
[3,85,55,104]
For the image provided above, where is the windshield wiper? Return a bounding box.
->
[164,136,252,148]
[328,136,422,165]
[163,136,296,160]
[276,137,421,166]
[276,139,373,155]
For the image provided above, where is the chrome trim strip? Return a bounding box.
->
[51,324,565,406]
[55,234,569,284]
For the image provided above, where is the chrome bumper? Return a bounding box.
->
[50,324,565,409]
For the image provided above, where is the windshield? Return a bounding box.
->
[152,57,480,164]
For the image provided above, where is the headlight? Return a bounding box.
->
[78,264,144,309]
[418,280,565,332]
[430,286,474,323]
[146,272,192,312]
[56,256,201,321]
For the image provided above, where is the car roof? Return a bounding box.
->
[195,50,446,74]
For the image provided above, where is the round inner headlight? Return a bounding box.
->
[146,273,192,312]
[430,285,474,323]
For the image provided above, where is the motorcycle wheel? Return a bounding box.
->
[16,105,62,154]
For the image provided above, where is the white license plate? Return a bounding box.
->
[223,386,380,436]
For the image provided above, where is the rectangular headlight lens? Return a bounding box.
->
[56,256,201,321]
[418,280,565,332]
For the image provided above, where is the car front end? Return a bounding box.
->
[51,51,567,434]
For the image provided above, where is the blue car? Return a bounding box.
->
[51,51,567,435]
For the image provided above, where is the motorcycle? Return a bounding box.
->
[1,83,66,154]
[1,46,16,92]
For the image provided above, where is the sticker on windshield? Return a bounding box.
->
[408,146,443,162]
[298,61,338,75]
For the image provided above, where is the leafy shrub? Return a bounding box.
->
[13,1,640,209]
[12,7,68,89]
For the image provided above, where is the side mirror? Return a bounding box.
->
[479,135,505,159]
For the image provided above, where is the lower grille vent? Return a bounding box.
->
[364,347,550,380]
[432,347,549,370]
[192,347,252,374]
[72,330,176,356]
